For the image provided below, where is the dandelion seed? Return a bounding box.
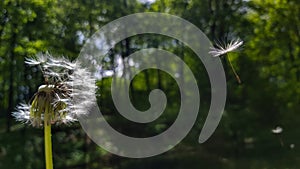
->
[271,126,284,147]
[209,38,243,83]
[13,53,96,127]
[271,126,283,134]
[12,103,31,123]
[209,38,243,57]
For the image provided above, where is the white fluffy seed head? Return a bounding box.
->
[13,53,97,127]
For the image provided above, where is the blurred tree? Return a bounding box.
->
[0,0,54,132]
[244,0,300,135]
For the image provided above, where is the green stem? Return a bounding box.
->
[44,105,53,169]
[227,54,241,84]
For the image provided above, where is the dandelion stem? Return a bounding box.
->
[227,54,241,84]
[278,136,284,147]
[44,104,53,169]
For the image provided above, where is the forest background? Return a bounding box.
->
[0,0,299,169]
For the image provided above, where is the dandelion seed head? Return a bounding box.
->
[13,53,97,127]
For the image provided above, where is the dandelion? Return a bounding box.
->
[12,53,96,169]
[209,38,243,83]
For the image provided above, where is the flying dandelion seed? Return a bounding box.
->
[271,126,283,134]
[209,38,243,83]
[13,53,96,127]
[271,126,284,147]
[209,39,243,57]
